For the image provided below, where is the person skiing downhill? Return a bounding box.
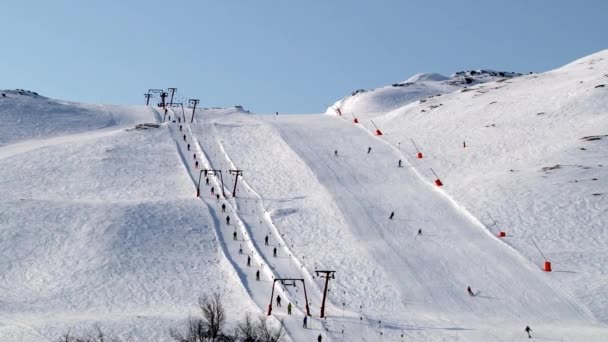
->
[226,215,230,225]
[265,235,269,245]
[334,150,338,156]
[524,326,532,339]
[239,244,243,254]
[206,177,210,186]
[287,302,292,315]
[398,159,402,167]
[276,295,282,307]
[318,334,322,342]
[211,187,215,195]
[467,286,475,296]
[222,203,226,212]
[273,247,277,257]
[389,211,395,220]
[303,315,308,328]
[233,231,237,241]
[256,270,260,281]
[367,147,372,154]
[417,228,422,236]
[247,255,251,267]
[187,144,190,151]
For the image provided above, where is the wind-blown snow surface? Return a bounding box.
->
[0,102,258,341]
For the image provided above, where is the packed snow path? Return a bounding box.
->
[167,109,335,342]
[191,109,607,340]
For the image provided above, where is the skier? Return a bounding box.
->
[233,231,237,241]
[179,125,182,131]
[334,150,338,156]
[216,194,220,201]
[389,211,395,220]
[206,177,209,186]
[195,161,199,169]
[183,134,186,141]
[398,159,402,168]
[273,247,277,257]
[226,215,230,225]
[247,255,251,267]
[276,295,282,307]
[265,235,269,245]
[187,144,190,151]
[287,302,292,315]
[417,228,422,236]
[193,153,196,160]
[303,315,308,328]
[211,187,215,195]
[239,244,243,254]
[318,334,322,342]
[222,203,226,212]
[367,147,372,154]
[467,286,475,296]
[256,270,260,281]
[524,326,532,339]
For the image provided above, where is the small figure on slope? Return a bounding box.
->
[525,326,532,339]
[367,147,372,154]
[334,150,338,156]
[389,211,395,220]
[467,286,475,297]
[256,270,260,281]
[398,159,402,168]
[265,235,269,245]
[222,203,226,212]
[276,295,282,307]
[303,315,308,328]
[233,230,237,241]
[247,255,251,267]
[287,302,292,315]
[273,247,277,257]
[417,228,422,236]
[226,215,230,225]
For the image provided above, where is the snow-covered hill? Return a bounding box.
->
[327,69,522,117]
[0,49,607,342]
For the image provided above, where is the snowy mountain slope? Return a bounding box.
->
[327,70,522,117]
[191,109,607,341]
[356,49,608,325]
[0,104,259,341]
[0,89,151,146]
[1,48,607,342]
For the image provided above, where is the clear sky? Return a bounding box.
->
[1,0,606,113]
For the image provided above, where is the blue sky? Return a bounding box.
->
[1,0,606,113]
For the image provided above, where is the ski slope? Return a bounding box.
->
[0,49,607,342]
[0,102,258,341]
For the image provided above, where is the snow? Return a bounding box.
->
[404,73,451,83]
[1,48,607,341]
[327,68,522,117]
